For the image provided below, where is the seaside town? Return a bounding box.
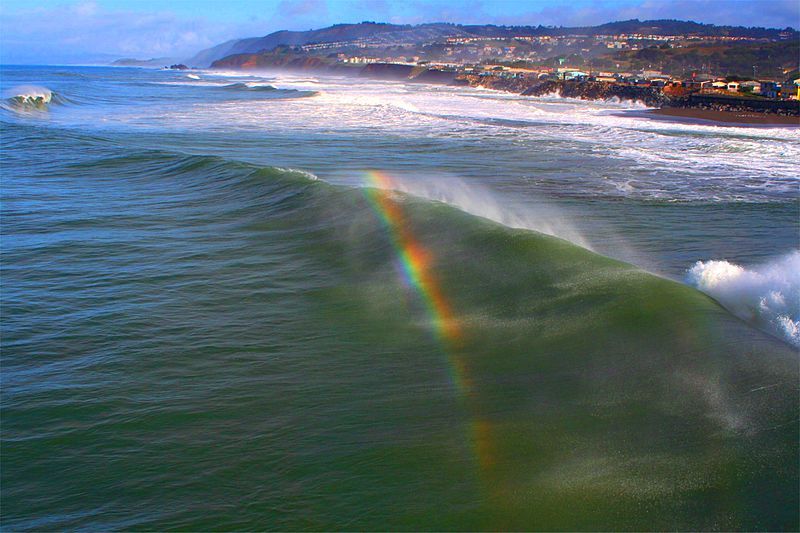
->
[325,32,800,102]
[183,21,800,114]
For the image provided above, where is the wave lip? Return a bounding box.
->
[687,251,800,346]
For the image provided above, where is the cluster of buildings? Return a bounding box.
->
[296,30,799,102]
[328,50,800,100]
[302,31,790,64]
[466,65,800,100]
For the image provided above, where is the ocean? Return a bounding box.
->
[1,65,798,530]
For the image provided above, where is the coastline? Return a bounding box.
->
[200,61,800,127]
[628,107,800,127]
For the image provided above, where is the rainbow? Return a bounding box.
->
[363,171,467,389]
[363,171,494,472]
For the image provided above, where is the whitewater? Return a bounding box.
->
[1,65,798,531]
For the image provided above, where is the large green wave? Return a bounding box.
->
[2,130,797,530]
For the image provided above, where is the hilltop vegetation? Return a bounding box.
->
[613,41,799,78]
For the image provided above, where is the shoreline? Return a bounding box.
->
[631,107,800,127]
[201,63,800,127]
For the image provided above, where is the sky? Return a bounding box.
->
[1,0,798,64]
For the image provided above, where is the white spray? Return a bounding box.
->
[369,173,593,250]
[687,251,800,347]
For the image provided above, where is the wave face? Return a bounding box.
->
[688,252,800,346]
[2,120,798,530]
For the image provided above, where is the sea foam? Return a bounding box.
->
[687,251,800,347]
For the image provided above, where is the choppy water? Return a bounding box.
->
[1,65,798,530]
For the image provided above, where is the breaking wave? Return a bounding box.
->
[222,82,278,91]
[3,121,797,530]
[1,85,59,111]
[220,82,319,98]
[687,251,800,346]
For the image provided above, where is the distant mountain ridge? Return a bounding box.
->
[185,22,466,67]
[185,20,798,67]
[111,57,179,67]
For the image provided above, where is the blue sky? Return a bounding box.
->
[1,0,798,64]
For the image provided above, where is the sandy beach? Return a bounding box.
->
[646,107,800,126]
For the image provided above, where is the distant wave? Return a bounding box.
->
[222,82,278,91]
[2,85,57,110]
[688,251,800,346]
[218,82,319,98]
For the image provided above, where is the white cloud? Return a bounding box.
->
[1,0,796,65]
[0,2,268,64]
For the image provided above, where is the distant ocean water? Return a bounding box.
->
[1,65,798,530]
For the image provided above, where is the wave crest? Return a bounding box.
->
[687,251,800,346]
[3,85,54,110]
[222,82,277,91]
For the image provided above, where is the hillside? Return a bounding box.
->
[613,40,799,78]
[185,20,798,68]
[187,22,469,67]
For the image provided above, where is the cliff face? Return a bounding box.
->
[359,63,415,80]
[410,69,456,85]
[211,54,330,71]
[359,64,456,84]
[211,57,457,86]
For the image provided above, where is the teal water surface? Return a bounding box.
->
[1,66,798,530]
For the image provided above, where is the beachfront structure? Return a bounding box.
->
[739,80,762,93]
[760,81,780,98]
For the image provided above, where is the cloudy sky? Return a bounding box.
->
[1,0,798,64]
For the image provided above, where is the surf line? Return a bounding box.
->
[362,170,494,472]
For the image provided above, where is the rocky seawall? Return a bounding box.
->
[669,94,800,116]
[521,79,668,107]
[455,76,798,116]
[454,76,667,106]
